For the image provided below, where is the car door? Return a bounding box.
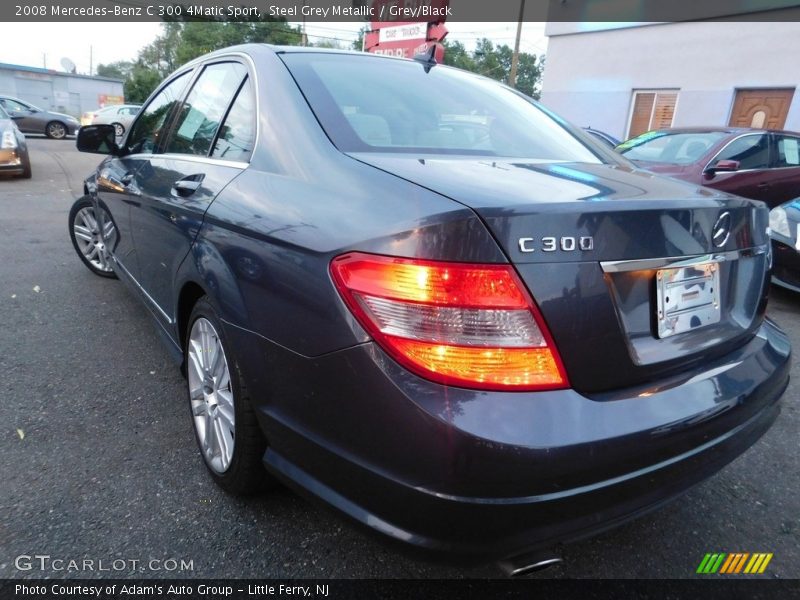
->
[128,60,253,325]
[768,133,800,206]
[702,133,773,201]
[99,69,195,282]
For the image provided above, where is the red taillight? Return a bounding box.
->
[330,252,569,391]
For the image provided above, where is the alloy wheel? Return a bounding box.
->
[47,122,66,139]
[72,206,116,273]
[188,317,235,474]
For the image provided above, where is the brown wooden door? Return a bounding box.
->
[729,89,795,129]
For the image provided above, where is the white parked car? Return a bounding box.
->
[86,104,141,137]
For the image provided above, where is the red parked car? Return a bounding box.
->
[618,128,800,208]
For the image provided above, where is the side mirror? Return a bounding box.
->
[705,159,740,175]
[77,124,119,155]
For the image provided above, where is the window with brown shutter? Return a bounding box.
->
[627,90,679,138]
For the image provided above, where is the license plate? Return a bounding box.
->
[656,262,721,338]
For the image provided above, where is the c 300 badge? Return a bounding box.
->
[518,236,594,253]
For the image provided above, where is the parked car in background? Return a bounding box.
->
[583,127,621,149]
[87,104,141,137]
[69,45,789,567]
[769,198,800,292]
[617,128,800,208]
[0,103,31,178]
[0,95,79,139]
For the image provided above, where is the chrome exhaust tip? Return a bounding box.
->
[498,554,563,577]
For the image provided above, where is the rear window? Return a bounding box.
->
[281,53,600,162]
[618,131,728,164]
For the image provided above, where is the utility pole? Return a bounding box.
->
[89,45,93,76]
[43,53,47,69]
[301,0,308,46]
[509,0,525,88]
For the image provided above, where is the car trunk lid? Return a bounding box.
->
[351,155,770,392]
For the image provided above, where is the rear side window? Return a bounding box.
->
[776,135,800,167]
[166,62,247,156]
[712,134,770,170]
[281,53,600,162]
[127,71,191,155]
[211,77,255,162]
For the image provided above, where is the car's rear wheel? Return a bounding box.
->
[186,297,271,494]
[68,197,117,278]
[112,122,125,137]
[45,121,67,139]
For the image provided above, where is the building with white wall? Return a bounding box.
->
[0,63,124,118]
[540,21,800,141]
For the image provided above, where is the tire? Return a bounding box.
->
[112,122,125,137]
[68,197,117,278]
[45,121,67,139]
[185,297,272,495]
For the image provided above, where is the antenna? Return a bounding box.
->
[60,57,77,74]
[413,44,439,73]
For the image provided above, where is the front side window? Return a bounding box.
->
[712,134,770,170]
[775,135,800,167]
[211,77,255,162]
[166,62,247,156]
[281,53,600,163]
[3,98,30,112]
[126,71,191,155]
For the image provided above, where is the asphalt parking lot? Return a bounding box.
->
[0,137,798,580]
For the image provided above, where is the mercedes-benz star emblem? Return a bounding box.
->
[712,211,732,248]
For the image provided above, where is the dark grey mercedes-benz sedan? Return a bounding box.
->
[69,45,790,567]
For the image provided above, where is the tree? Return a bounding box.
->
[441,40,475,71]
[121,18,303,102]
[172,20,302,66]
[442,37,543,99]
[352,25,369,51]
[124,66,164,103]
[95,61,133,81]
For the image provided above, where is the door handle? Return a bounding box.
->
[171,174,205,197]
[757,182,770,189]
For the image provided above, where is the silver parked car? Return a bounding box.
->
[0,95,79,139]
[0,103,31,178]
[89,104,141,137]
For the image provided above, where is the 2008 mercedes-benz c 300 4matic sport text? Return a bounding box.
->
[69,45,790,567]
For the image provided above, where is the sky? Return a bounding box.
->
[0,21,547,75]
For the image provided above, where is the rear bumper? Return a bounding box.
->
[227,317,790,560]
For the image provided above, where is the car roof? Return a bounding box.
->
[187,43,428,69]
[651,126,800,136]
